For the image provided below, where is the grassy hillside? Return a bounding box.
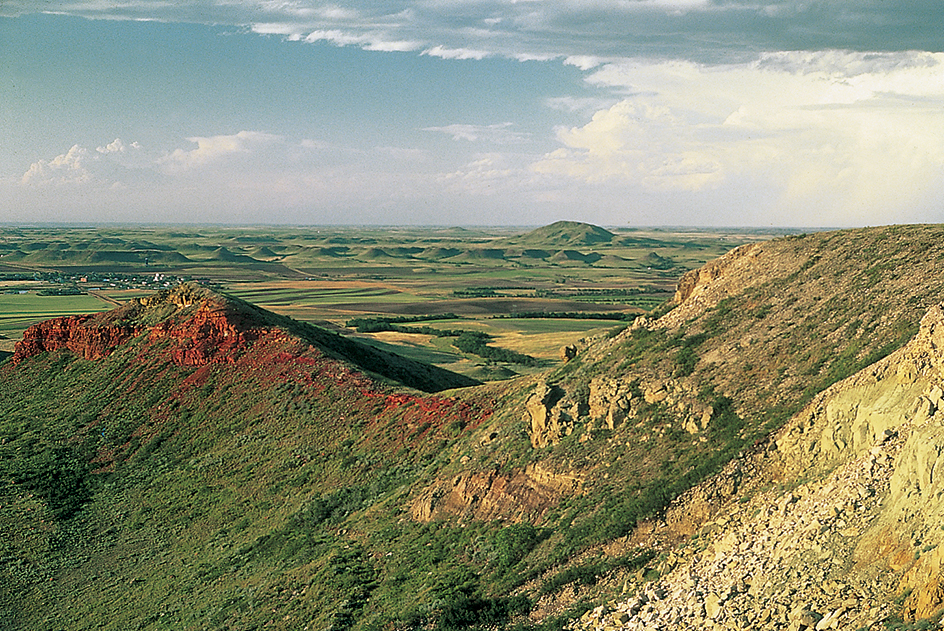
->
[505,222,615,247]
[5,225,944,629]
[0,286,496,630]
[381,225,944,619]
[510,225,944,556]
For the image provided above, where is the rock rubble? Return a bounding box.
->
[572,301,944,630]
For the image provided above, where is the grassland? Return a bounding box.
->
[6,224,944,631]
[0,222,784,373]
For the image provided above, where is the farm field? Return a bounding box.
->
[0,222,793,375]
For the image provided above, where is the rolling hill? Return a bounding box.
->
[506,221,616,247]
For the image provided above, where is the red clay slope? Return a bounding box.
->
[9,282,492,465]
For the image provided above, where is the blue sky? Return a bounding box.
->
[1,2,943,227]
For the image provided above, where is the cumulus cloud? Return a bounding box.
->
[158,131,284,172]
[96,138,139,154]
[21,132,303,190]
[21,144,92,186]
[13,132,455,222]
[532,51,944,224]
[21,139,150,187]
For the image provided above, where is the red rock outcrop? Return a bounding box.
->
[11,284,263,367]
[13,316,141,365]
[148,302,262,366]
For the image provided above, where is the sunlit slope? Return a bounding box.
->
[395,225,944,620]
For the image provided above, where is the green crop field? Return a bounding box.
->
[0,293,113,350]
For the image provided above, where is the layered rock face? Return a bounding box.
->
[410,462,583,523]
[13,316,141,364]
[523,375,714,450]
[672,243,760,306]
[147,301,263,366]
[574,302,944,630]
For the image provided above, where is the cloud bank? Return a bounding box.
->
[533,51,944,225]
[3,2,943,226]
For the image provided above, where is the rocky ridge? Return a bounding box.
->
[12,283,265,367]
[573,302,944,629]
[11,282,477,392]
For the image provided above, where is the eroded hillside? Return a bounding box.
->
[413,226,944,530]
[0,284,495,629]
[573,288,944,630]
[5,226,944,630]
[395,225,944,627]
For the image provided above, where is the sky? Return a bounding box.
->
[1,2,943,227]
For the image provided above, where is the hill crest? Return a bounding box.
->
[13,282,477,392]
[507,221,615,247]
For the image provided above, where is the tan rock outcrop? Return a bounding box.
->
[573,300,944,630]
[410,462,583,524]
[525,381,576,448]
[588,376,638,430]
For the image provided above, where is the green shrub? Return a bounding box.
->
[436,595,531,631]
[10,445,90,519]
[453,332,537,366]
[538,550,655,596]
[492,523,547,569]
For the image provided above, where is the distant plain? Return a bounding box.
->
[0,223,789,376]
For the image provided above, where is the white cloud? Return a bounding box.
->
[96,138,140,154]
[544,95,618,115]
[422,45,490,60]
[297,28,421,51]
[532,51,944,224]
[12,132,462,223]
[5,0,944,62]
[564,56,606,70]
[158,131,283,172]
[21,144,92,186]
[21,139,150,187]
[423,123,530,144]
